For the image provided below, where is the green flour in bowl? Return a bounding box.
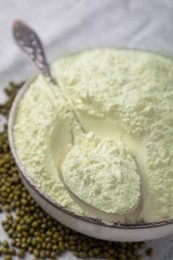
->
[13,48,173,224]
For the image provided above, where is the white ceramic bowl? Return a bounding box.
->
[8,74,173,242]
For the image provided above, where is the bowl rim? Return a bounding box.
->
[8,47,173,230]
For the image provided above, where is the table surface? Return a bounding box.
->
[1,1,173,259]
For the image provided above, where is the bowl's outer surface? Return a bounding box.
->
[8,52,173,241]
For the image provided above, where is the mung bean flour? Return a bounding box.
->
[13,49,173,223]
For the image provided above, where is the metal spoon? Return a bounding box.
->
[12,20,142,217]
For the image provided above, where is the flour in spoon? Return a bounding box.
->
[62,135,140,215]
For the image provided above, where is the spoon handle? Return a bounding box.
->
[12,20,54,83]
[12,20,86,134]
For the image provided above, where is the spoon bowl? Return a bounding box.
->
[61,139,142,216]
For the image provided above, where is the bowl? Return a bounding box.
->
[8,71,173,243]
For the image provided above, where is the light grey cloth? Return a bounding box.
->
[0,0,173,259]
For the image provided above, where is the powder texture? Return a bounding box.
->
[14,48,173,223]
[62,136,140,215]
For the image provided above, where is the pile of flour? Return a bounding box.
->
[14,48,173,223]
[62,136,140,215]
